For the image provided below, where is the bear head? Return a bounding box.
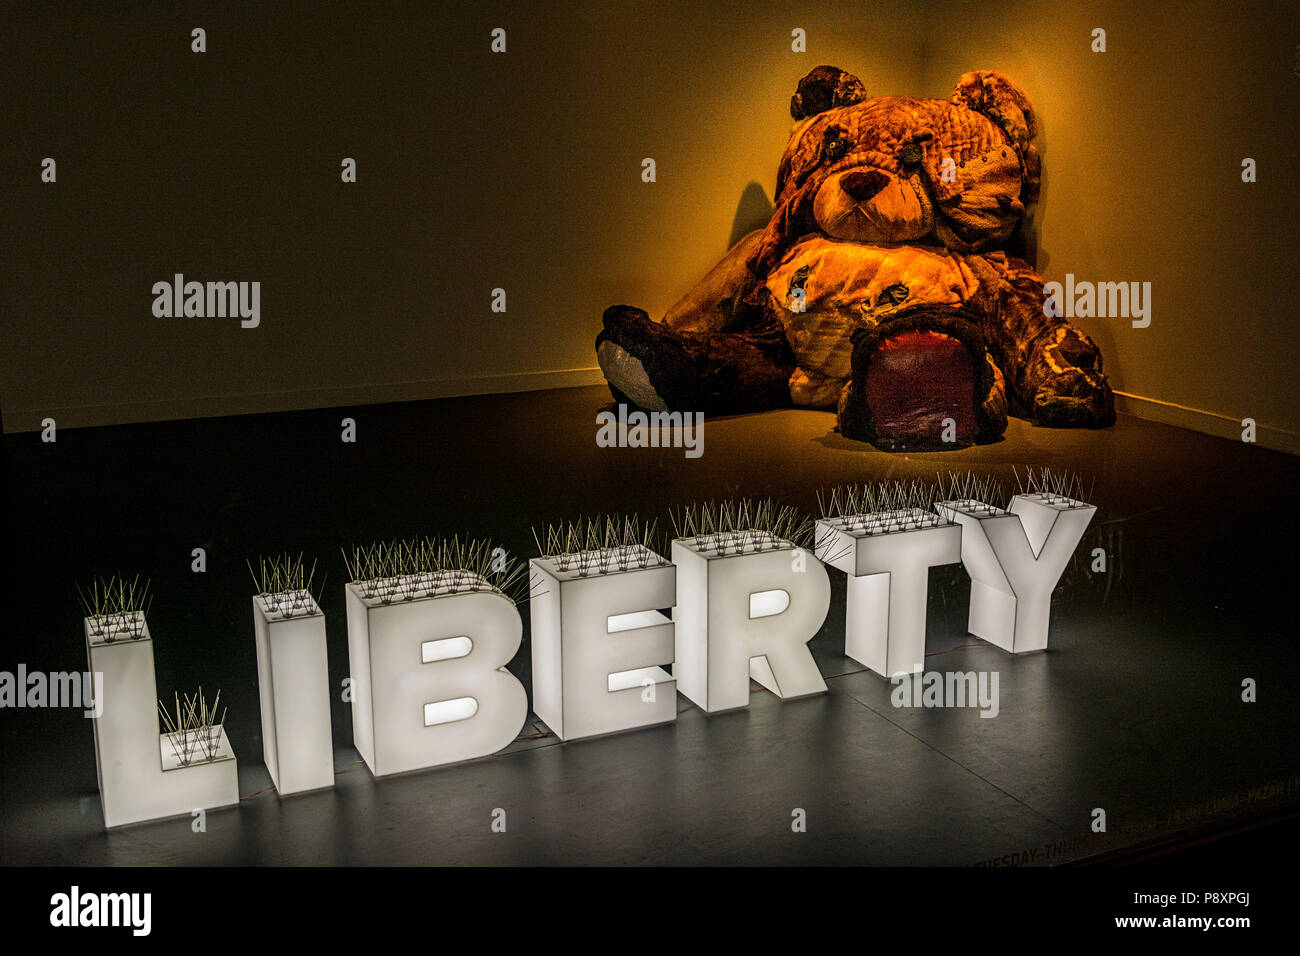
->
[749,66,1042,275]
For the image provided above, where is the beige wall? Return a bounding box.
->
[920,0,1300,451]
[4,1,1296,450]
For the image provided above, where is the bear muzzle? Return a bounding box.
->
[814,166,934,243]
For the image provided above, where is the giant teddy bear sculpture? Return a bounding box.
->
[596,66,1116,449]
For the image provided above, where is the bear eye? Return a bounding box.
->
[897,134,931,169]
[823,128,850,162]
[898,143,923,168]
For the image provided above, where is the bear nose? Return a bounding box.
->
[840,169,890,204]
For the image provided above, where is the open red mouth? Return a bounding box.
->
[864,329,979,446]
[839,312,1006,449]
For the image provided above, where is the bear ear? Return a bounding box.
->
[790,65,867,120]
[951,71,1038,148]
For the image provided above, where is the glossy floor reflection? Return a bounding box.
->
[2,386,1297,864]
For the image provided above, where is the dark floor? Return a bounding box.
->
[2,385,1297,865]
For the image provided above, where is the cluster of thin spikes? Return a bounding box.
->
[157,688,226,767]
[1014,465,1093,508]
[532,514,669,576]
[817,479,951,532]
[247,552,323,618]
[669,498,812,556]
[936,471,1009,515]
[78,574,152,640]
[812,480,946,564]
[341,535,526,605]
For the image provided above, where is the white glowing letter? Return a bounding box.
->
[672,533,830,713]
[816,508,962,677]
[86,613,238,828]
[252,593,334,795]
[529,545,676,740]
[345,575,526,776]
[937,493,1096,653]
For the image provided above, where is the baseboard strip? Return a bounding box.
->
[1113,390,1300,456]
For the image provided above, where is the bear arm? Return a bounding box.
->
[970,253,1114,425]
[978,254,1061,380]
[662,229,765,334]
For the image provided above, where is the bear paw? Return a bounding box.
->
[596,307,670,411]
[1026,330,1117,427]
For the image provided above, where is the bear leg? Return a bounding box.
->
[971,254,1117,428]
[596,305,795,415]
